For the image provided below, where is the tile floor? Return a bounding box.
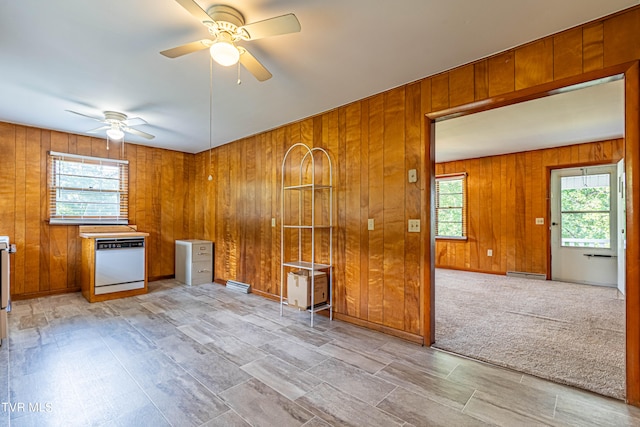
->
[2,279,640,426]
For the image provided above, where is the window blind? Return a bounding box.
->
[435,173,467,238]
[48,151,129,225]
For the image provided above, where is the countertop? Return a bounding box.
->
[79,232,150,239]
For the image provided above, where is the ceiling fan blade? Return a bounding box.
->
[239,13,301,40]
[124,127,155,140]
[239,48,272,82]
[86,125,110,133]
[66,109,103,122]
[161,39,211,58]
[123,117,148,127]
[174,0,212,23]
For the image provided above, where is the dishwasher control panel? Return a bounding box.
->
[96,238,145,250]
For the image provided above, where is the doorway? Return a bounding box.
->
[428,71,625,397]
[550,164,618,287]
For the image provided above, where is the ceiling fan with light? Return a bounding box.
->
[66,110,155,141]
[161,1,301,82]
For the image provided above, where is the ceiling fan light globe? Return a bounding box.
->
[210,41,240,66]
[106,128,124,140]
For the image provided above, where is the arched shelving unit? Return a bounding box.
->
[279,143,333,327]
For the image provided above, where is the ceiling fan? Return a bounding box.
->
[66,110,155,141]
[161,1,301,82]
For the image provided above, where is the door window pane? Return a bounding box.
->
[560,173,610,248]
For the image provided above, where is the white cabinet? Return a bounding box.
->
[175,240,213,286]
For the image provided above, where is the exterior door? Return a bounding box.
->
[550,164,617,286]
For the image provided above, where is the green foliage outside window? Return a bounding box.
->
[55,161,121,217]
[560,175,610,248]
[49,152,128,224]
[436,177,464,237]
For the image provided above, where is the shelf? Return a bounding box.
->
[282,261,331,270]
[309,303,331,313]
[280,143,333,328]
[283,225,332,229]
[284,184,332,191]
[280,301,332,314]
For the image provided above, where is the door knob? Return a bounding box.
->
[552,222,558,226]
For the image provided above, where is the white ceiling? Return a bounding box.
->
[436,78,625,162]
[0,0,636,154]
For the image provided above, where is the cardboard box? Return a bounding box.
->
[287,270,328,309]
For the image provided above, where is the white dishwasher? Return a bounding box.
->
[95,237,145,295]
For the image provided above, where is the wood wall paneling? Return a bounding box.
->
[488,51,515,96]
[382,88,406,331]
[624,61,640,406]
[434,140,624,275]
[449,65,475,107]
[344,102,362,318]
[603,9,640,67]
[474,61,489,101]
[13,127,26,295]
[583,22,604,73]
[553,27,583,80]
[431,74,450,112]
[1,124,193,298]
[404,82,422,334]
[515,38,554,90]
[367,94,385,325]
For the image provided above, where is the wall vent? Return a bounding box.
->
[506,271,546,280]
[226,280,251,293]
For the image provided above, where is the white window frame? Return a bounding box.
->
[48,151,129,225]
[435,173,467,240]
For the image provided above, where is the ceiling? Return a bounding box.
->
[0,0,637,155]
[436,78,625,162]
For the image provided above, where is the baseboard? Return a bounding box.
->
[148,274,175,282]
[250,288,281,301]
[244,288,425,345]
[436,266,507,276]
[332,312,424,345]
[11,287,82,301]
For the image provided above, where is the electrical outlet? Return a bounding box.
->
[271,218,276,227]
[368,218,374,231]
[408,219,420,233]
[487,249,493,257]
[535,217,544,225]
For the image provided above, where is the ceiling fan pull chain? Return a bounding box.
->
[208,56,214,181]
[237,61,242,85]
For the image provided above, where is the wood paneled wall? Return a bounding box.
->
[1,6,639,341]
[190,6,640,341]
[0,122,194,299]
[192,98,423,336]
[435,139,624,275]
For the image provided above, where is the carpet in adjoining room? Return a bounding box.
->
[433,269,625,399]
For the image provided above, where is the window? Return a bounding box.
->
[560,173,611,248]
[48,151,128,225]
[436,173,467,239]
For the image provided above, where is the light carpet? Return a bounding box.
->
[433,268,625,399]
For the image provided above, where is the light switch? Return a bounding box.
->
[271,218,276,227]
[368,218,374,231]
[535,218,544,225]
[487,249,493,257]
[408,169,418,183]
